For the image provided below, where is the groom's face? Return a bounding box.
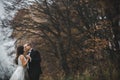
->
[24,44,31,52]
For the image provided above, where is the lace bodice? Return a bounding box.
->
[18,57,22,66]
[18,55,26,66]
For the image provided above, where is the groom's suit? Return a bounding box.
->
[28,49,42,80]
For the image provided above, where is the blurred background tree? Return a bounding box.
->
[11,0,119,80]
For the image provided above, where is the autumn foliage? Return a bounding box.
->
[11,0,120,80]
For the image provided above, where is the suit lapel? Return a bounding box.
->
[28,48,33,56]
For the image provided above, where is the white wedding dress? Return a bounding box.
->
[10,55,27,80]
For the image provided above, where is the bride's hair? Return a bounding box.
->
[15,45,24,64]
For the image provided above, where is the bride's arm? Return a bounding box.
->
[20,55,29,67]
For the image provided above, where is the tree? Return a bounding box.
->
[11,0,119,80]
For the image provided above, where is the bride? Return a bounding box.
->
[10,45,30,80]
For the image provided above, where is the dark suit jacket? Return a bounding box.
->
[28,49,42,74]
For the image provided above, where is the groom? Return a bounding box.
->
[24,42,42,80]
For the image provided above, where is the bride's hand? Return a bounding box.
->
[26,55,30,60]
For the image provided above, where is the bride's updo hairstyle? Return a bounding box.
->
[15,46,24,64]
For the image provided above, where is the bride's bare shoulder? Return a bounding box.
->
[19,55,25,59]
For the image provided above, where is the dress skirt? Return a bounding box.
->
[10,66,25,80]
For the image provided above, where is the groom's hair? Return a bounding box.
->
[26,42,32,47]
